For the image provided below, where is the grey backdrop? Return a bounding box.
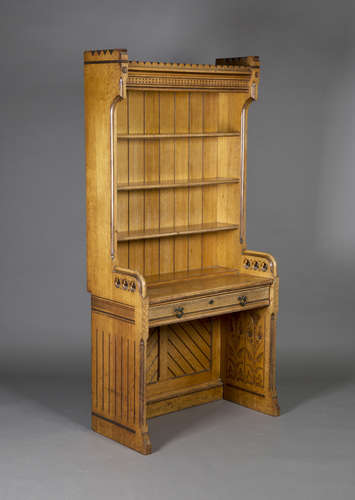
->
[0,1,354,499]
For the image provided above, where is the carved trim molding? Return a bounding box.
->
[243,257,270,273]
[129,60,252,74]
[91,296,135,323]
[114,275,137,293]
[216,56,260,69]
[127,75,249,91]
[242,251,277,277]
[113,267,147,297]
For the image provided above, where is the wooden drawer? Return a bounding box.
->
[149,286,269,325]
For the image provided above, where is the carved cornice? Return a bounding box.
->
[84,48,128,65]
[128,60,252,74]
[127,74,250,91]
[216,56,260,69]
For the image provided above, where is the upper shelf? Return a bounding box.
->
[117,132,240,140]
[117,177,240,191]
[117,222,238,242]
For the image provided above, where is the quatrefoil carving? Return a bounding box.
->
[243,258,269,273]
[114,276,137,293]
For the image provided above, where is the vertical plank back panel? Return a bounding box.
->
[128,91,145,273]
[202,93,218,268]
[159,93,175,274]
[174,93,189,272]
[189,93,203,270]
[144,92,160,275]
[114,90,248,276]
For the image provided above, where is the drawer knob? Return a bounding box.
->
[238,295,247,306]
[209,299,214,305]
[175,306,184,318]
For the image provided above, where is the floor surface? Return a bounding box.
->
[1,351,355,500]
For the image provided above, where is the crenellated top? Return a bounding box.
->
[84,50,259,72]
[128,59,253,75]
[84,48,128,64]
[127,55,259,93]
[84,49,260,93]
[216,56,260,69]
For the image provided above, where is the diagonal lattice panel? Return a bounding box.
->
[167,319,212,378]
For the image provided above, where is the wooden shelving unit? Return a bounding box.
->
[84,50,280,455]
[115,88,241,275]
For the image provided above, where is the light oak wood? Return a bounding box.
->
[145,265,235,284]
[84,50,279,454]
[117,177,239,191]
[117,132,240,139]
[147,382,223,418]
[221,278,280,416]
[149,286,269,326]
[146,317,221,400]
[147,271,272,303]
[117,222,239,242]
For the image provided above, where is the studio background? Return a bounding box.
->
[1,1,354,499]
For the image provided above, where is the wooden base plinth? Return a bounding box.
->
[147,381,223,418]
[224,384,280,416]
[92,414,152,455]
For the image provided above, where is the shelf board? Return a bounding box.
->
[117,132,240,140]
[117,177,240,191]
[145,266,238,285]
[117,223,239,242]
[147,270,273,304]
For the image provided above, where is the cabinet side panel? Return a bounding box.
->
[92,311,137,426]
[221,286,280,417]
[85,59,122,298]
[91,296,152,454]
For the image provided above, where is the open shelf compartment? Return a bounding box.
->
[115,89,241,276]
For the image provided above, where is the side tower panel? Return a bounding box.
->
[216,56,260,252]
[85,50,151,453]
[84,48,128,300]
